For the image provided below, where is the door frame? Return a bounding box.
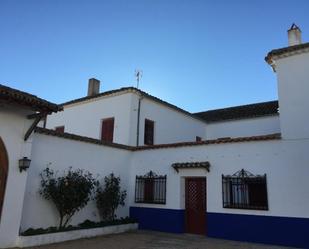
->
[185,177,207,235]
[0,137,8,221]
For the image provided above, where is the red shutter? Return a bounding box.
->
[196,136,202,142]
[144,179,154,202]
[55,126,65,133]
[101,118,114,142]
[144,119,154,145]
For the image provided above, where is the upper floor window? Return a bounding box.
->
[55,126,65,133]
[144,119,154,145]
[101,117,114,142]
[222,169,268,210]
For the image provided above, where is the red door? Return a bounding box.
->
[185,177,206,235]
[0,137,8,221]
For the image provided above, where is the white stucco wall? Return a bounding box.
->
[132,94,207,145]
[17,128,309,240]
[20,133,132,231]
[46,91,207,146]
[0,107,33,248]
[46,93,136,145]
[46,89,284,147]
[275,51,309,139]
[129,138,309,219]
[205,115,280,139]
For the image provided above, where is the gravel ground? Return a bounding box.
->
[22,230,296,249]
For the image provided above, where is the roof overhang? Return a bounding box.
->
[0,84,62,114]
[265,42,309,72]
[172,161,210,173]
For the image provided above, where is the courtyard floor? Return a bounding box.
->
[23,230,296,249]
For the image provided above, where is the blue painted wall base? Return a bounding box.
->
[208,212,309,248]
[130,207,309,248]
[130,207,185,233]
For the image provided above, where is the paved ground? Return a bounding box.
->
[24,230,296,249]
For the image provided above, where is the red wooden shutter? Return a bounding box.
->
[196,136,202,142]
[55,126,65,133]
[101,118,114,142]
[144,119,154,145]
[144,179,154,202]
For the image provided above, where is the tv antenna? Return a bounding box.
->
[135,69,143,89]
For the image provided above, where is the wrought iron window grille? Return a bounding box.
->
[135,171,166,204]
[222,169,268,210]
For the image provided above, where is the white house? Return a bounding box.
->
[1,24,309,248]
[46,81,208,146]
[0,86,61,247]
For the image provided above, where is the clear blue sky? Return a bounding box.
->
[1,0,308,112]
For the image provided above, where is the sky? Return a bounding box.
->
[0,0,308,112]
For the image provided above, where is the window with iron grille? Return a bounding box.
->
[222,169,268,210]
[135,171,166,204]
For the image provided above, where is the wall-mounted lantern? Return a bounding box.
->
[19,157,31,172]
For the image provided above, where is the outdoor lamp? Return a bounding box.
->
[19,157,31,172]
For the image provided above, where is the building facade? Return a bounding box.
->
[0,24,309,248]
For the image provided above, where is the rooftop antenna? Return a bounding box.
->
[135,69,143,89]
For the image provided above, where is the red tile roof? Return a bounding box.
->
[0,84,62,113]
[61,87,207,123]
[135,133,281,150]
[35,128,281,151]
[34,127,133,151]
[265,42,309,64]
[194,101,278,122]
[172,161,210,172]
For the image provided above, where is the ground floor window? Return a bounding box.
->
[135,171,166,204]
[222,169,268,210]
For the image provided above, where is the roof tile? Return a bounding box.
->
[194,101,278,122]
[0,84,62,113]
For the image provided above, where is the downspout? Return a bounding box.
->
[136,93,143,146]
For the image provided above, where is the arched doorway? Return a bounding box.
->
[0,137,8,220]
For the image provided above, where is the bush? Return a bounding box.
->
[96,173,126,221]
[39,167,98,229]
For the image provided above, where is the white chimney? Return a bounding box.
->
[87,78,100,96]
[288,23,302,46]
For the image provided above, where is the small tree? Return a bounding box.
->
[39,167,97,229]
[96,173,126,221]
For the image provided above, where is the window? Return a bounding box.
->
[135,171,166,204]
[222,169,268,210]
[196,136,202,142]
[101,117,114,142]
[55,126,65,133]
[144,119,154,145]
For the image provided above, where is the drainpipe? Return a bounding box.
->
[136,94,143,146]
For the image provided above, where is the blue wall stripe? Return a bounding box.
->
[130,207,185,233]
[130,206,309,248]
[208,212,309,248]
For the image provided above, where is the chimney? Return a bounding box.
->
[288,23,302,46]
[87,78,100,96]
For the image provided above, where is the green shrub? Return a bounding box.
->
[39,167,98,229]
[96,173,126,221]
